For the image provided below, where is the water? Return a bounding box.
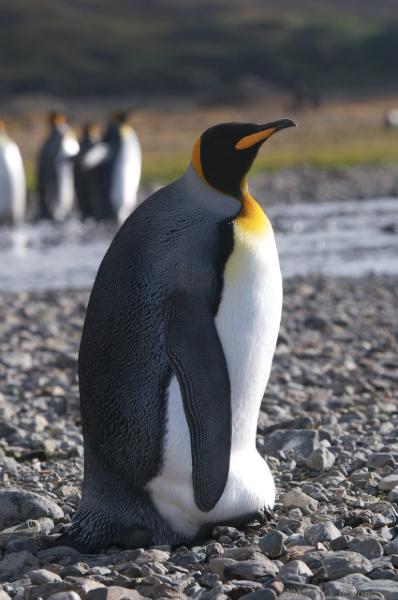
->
[0,197,397,292]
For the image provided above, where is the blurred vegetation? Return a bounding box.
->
[1,0,398,98]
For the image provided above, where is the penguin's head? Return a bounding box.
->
[48,110,66,129]
[192,120,296,198]
[83,122,101,142]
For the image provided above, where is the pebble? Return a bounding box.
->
[322,551,373,579]
[304,522,340,545]
[47,593,81,600]
[305,447,335,471]
[278,560,313,583]
[0,278,397,599]
[283,490,319,514]
[379,474,398,491]
[0,490,63,529]
[28,570,63,585]
[357,580,398,600]
[258,529,287,558]
[263,429,320,461]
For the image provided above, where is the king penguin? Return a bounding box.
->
[0,120,26,225]
[74,122,103,220]
[63,118,295,552]
[99,111,141,223]
[37,111,79,222]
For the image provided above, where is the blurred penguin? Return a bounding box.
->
[101,110,141,223]
[37,111,79,222]
[74,122,104,220]
[0,119,26,225]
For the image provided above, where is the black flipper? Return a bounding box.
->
[165,292,231,512]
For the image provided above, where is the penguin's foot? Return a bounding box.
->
[254,507,273,524]
[52,530,97,554]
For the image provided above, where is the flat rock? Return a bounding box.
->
[348,536,383,559]
[47,593,81,600]
[305,447,335,471]
[258,529,287,558]
[305,522,340,545]
[278,560,313,583]
[323,580,357,596]
[224,558,279,581]
[28,569,62,585]
[357,580,398,600]
[283,490,319,514]
[86,588,142,600]
[379,474,398,491]
[322,551,373,580]
[263,429,320,460]
[0,490,63,529]
[0,551,39,582]
[64,577,105,595]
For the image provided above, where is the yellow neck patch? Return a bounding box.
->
[234,180,270,236]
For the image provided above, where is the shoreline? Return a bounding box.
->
[251,163,398,206]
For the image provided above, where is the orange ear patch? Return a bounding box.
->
[235,128,277,150]
[191,137,205,179]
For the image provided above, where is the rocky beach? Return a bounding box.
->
[0,275,397,599]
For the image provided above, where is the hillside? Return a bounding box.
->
[1,0,398,96]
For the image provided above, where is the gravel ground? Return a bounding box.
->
[0,276,398,600]
[251,165,398,205]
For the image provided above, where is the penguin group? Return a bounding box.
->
[0,109,141,225]
[39,109,142,223]
[61,117,296,552]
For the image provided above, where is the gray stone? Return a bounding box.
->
[278,560,313,583]
[263,429,320,460]
[239,591,276,600]
[209,558,238,579]
[28,570,62,585]
[224,558,279,581]
[305,522,340,545]
[335,573,371,587]
[63,577,105,595]
[383,539,398,555]
[25,583,82,600]
[283,490,319,514]
[283,582,325,600]
[222,547,257,561]
[379,474,398,491]
[323,580,357,596]
[367,453,395,469]
[305,447,335,471]
[47,594,81,600]
[0,551,39,582]
[86,587,146,600]
[388,486,398,502]
[134,548,170,563]
[329,535,351,551]
[357,580,398,600]
[348,536,383,559]
[322,551,372,579]
[0,490,63,529]
[258,529,287,558]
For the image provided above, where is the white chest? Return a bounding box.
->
[216,225,283,448]
[147,223,282,537]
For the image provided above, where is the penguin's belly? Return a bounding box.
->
[147,227,282,538]
[111,137,141,221]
